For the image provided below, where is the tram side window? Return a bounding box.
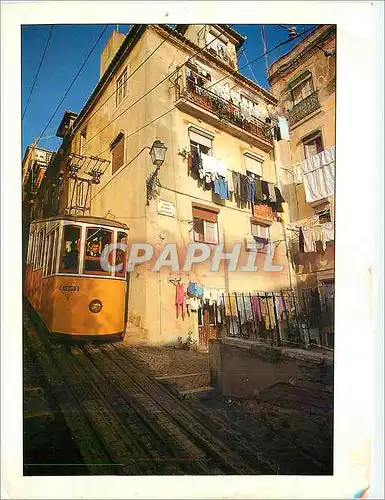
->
[84,227,113,275]
[45,232,55,276]
[115,232,128,277]
[27,231,35,264]
[51,228,59,275]
[60,225,81,274]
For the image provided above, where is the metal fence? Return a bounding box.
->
[216,286,334,349]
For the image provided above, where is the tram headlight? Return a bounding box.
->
[89,299,103,313]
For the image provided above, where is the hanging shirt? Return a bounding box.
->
[312,226,324,250]
[261,180,270,201]
[299,227,305,253]
[300,146,335,203]
[225,296,237,316]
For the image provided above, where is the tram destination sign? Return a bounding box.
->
[60,283,80,295]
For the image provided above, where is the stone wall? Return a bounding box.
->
[209,337,333,398]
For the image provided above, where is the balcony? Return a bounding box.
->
[175,73,273,150]
[288,91,321,126]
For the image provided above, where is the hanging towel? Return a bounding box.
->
[322,221,335,242]
[300,146,335,203]
[267,183,277,202]
[251,296,262,321]
[175,283,185,319]
[278,116,290,140]
[302,227,314,252]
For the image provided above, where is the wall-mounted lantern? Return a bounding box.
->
[149,140,168,167]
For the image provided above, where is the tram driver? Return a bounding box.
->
[85,239,102,272]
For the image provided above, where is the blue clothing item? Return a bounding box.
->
[187,281,198,296]
[246,176,256,203]
[214,176,229,200]
[196,285,204,298]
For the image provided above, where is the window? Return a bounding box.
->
[244,153,263,177]
[34,228,46,269]
[192,204,219,244]
[115,231,128,277]
[251,222,270,241]
[84,227,113,275]
[43,233,51,276]
[111,132,125,175]
[291,76,314,105]
[188,126,213,157]
[59,225,81,274]
[303,132,324,159]
[116,68,128,106]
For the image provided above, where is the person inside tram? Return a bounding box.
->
[64,239,79,271]
[85,239,102,272]
[87,240,101,257]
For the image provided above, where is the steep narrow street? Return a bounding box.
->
[24,310,331,475]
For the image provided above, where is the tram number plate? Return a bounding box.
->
[60,283,80,295]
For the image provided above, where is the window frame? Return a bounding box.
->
[243,152,263,177]
[251,221,270,241]
[303,131,324,159]
[83,226,114,276]
[193,218,219,245]
[291,74,315,105]
[116,67,128,106]
[59,224,82,275]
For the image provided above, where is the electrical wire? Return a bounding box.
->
[22,25,54,120]
[276,24,331,57]
[72,25,232,157]
[73,29,175,139]
[85,26,315,164]
[35,24,109,146]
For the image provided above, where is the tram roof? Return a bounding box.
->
[30,215,129,230]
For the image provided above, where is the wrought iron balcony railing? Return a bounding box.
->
[176,76,273,145]
[288,91,320,126]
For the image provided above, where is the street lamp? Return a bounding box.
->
[149,140,167,167]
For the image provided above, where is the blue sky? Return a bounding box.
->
[22,23,316,153]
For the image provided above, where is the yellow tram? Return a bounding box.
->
[24,215,129,339]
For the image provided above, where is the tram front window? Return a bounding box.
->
[60,225,81,274]
[84,227,112,274]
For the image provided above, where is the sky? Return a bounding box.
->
[21,23,316,153]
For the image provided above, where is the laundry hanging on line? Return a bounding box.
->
[300,146,335,203]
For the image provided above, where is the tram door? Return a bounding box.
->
[124,271,130,327]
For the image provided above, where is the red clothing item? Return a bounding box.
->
[175,283,185,319]
[187,153,193,172]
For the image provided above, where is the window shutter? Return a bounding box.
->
[189,127,213,148]
[112,136,125,174]
[192,206,218,223]
[244,154,263,176]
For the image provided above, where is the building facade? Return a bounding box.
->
[269,25,336,345]
[27,24,335,347]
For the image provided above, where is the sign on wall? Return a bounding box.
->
[158,200,176,218]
